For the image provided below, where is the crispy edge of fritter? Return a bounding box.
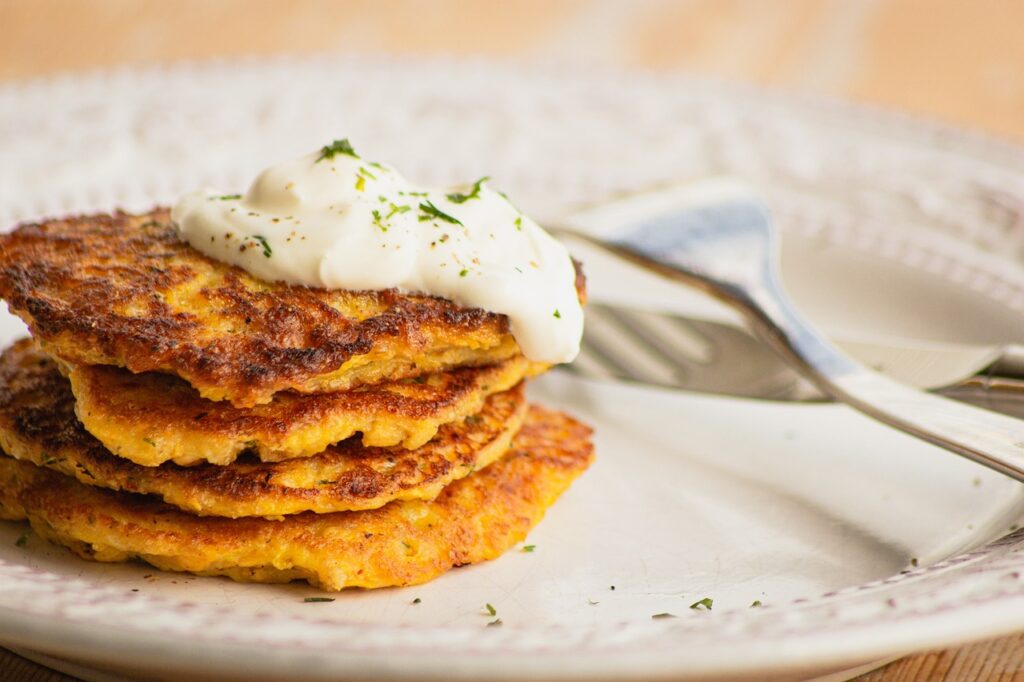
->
[62,348,544,465]
[0,406,594,591]
[0,346,529,515]
[0,209,584,407]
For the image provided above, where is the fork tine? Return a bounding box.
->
[593,303,716,367]
[569,301,822,399]
[577,306,682,385]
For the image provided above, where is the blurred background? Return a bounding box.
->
[3,3,1024,681]
[3,0,1024,143]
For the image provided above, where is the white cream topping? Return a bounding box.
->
[171,141,583,363]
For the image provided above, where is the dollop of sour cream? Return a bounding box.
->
[172,140,583,363]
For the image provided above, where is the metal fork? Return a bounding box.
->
[562,301,1024,417]
[553,179,1024,483]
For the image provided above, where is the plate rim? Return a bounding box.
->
[3,52,1024,680]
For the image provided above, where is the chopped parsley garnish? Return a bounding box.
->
[15,533,28,547]
[446,176,490,204]
[750,600,762,608]
[514,216,522,231]
[359,166,377,180]
[211,194,242,201]
[521,545,536,553]
[372,204,410,233]
[413,597,421,604]
[485,603,497,616]
[316,138,358,162]
[553,309,562,319]
[487,618,503,627]
[418,201,463,225]
[459,269,468,277]
[253,235,272,258]
[690,597,713,611]
[651,612,676,619]
[303,597,335,603]
[368,161,387,171]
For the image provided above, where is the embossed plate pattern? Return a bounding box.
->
[2,55,1024,681]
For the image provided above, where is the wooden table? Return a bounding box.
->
[3,2,1024,679]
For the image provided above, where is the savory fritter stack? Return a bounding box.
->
[0,210,592,591]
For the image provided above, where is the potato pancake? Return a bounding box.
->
[0,210,587,407]
[0,406,594,590]
[53,345,540,465]
[0,343,527,516]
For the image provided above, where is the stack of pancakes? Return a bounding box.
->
[0,210,592,591]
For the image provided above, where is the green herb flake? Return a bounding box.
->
[750,600,762,608]
[210,194,242,201]
[359,166,377,181]
[15,533,28,548]
[553,309,562,319]
[485,603,497,616]
[651,612,676,619]
[514,216,522,231]
[316,138,358,162]
[446,176,490,204]
[690,597,713,611]
[459,269,469,277]
[253,235,272,258]
[418,201,463,226]
[386,203,411,219]
[371,209,388,232]
[412,597,422,604]
[521,545,536,553]
[355,175,366,192]
[303,597,335,603]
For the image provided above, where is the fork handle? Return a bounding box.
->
[744,279,1024,482]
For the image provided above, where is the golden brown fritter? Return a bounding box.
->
[0,209,580,407]
[0,342,528,516]
[56,344,541,465]
[0,406,594,590]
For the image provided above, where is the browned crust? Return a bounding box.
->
[63,345,542,464]
[0,209,588,406]
[0,338,530,516]
[0,406,594,590]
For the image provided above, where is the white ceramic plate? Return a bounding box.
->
[3,55,1024,682]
